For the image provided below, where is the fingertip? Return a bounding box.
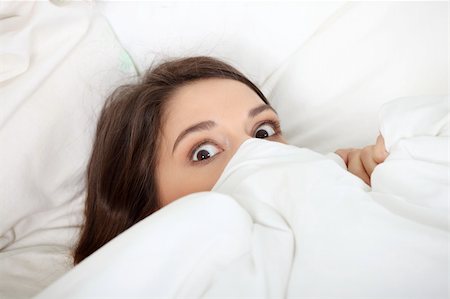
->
[374,135,389,163]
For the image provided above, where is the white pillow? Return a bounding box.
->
[263,2,448,153]
[96,1,343,85]
[0,2,137,298]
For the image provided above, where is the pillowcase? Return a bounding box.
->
[262,2,448,153]
[0,1,137,298]
[97,1,343,86]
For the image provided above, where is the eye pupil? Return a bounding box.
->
[255,129,269,139]
[196,149,211,160]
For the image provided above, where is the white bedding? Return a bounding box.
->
[0,2,137,297]
[1,1,448,298]
[35,96,449,298]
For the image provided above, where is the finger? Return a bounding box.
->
[373,134,389,163]
[347,150,371,186]
[360,146,378,176]
[335,148,353,165]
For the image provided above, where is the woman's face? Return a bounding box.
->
[157,78,286,206]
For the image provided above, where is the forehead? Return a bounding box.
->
[163,78,265,127]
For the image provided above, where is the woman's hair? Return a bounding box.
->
[73,56,269,265]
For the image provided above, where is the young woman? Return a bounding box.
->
[73,56,388,264]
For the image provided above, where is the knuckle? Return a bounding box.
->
[348,149,360,159]
[374,148,388,163]
[360,146,372,160]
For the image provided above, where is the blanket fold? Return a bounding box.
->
[35,95,449,299]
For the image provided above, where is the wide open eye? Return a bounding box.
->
[191,143,222,162]
[254,123,277,139]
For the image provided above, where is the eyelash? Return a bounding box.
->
[188,119,282,165]
[188,138,222,166]
[253,119,282,137]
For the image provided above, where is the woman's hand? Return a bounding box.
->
[335,134,389,186]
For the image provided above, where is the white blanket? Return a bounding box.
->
[35,95,449,298]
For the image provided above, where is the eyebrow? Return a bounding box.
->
[172,120,217,154]
[248,104,277,118]
[171,104,277,154]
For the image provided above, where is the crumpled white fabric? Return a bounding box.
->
[0,1,137,298]
[35,95,449,299]
[263,2,448,153]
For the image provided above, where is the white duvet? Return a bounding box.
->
[35,95,449,298]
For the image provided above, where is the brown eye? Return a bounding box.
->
[191,143,221,162]
[196,149,210,161]
[254,123,276,139]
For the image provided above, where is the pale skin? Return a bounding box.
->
[157,78,388,206]
[335,135,389,186]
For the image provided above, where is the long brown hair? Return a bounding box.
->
[73,56,269,265]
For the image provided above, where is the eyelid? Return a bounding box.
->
[188,139,223,165]
[185,118,282,166]
[252,119,282,136]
